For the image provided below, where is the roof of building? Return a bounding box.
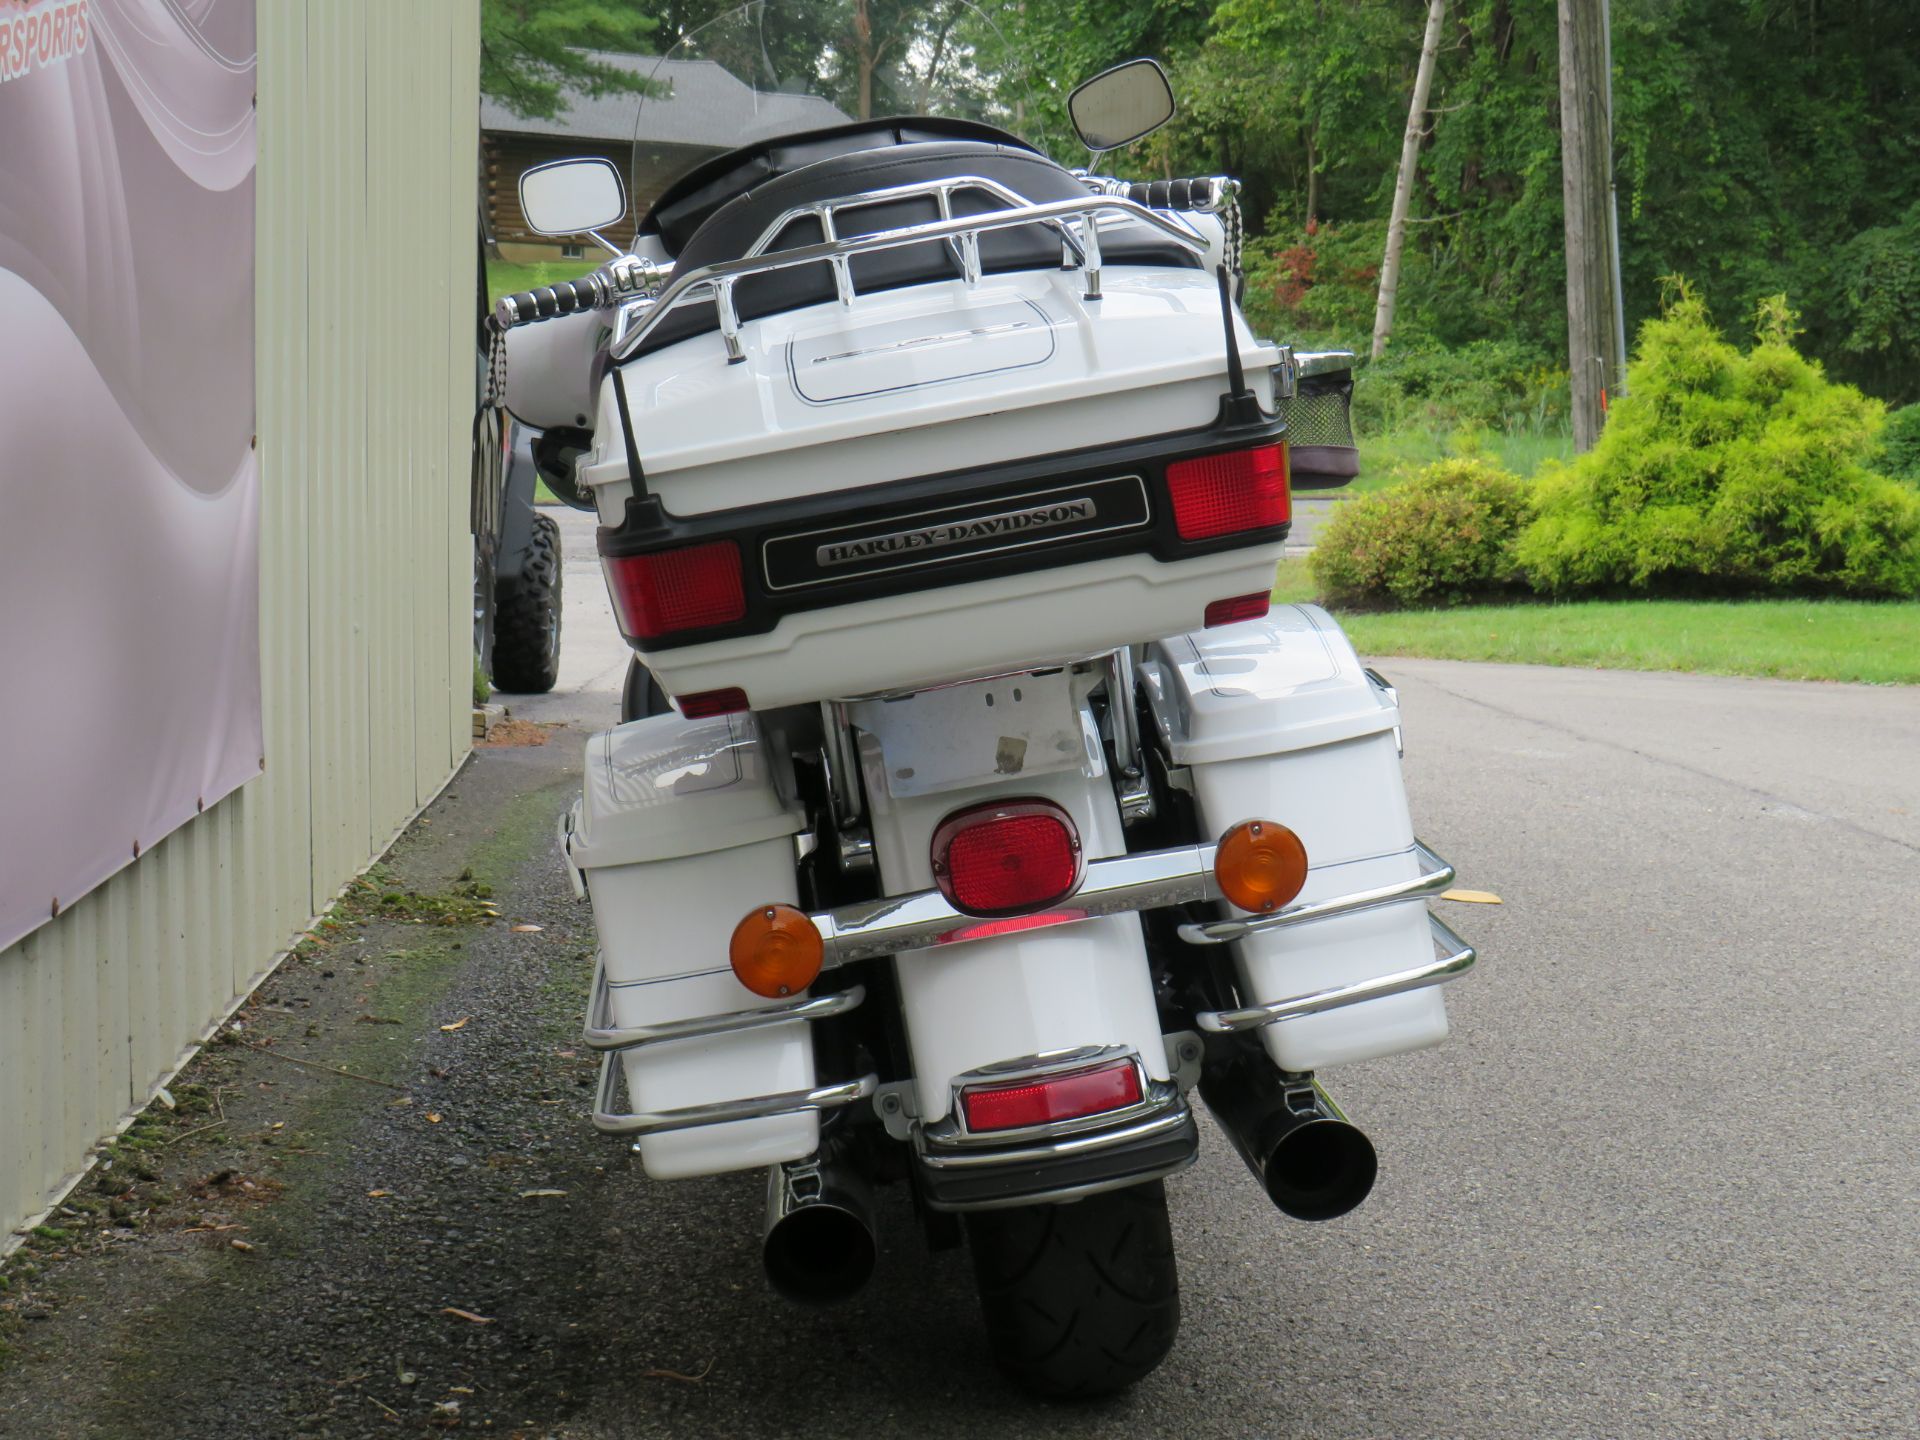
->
[481,52,848,148]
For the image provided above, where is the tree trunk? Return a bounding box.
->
[1371,0,1449,361]
[854,0,874,120]
[1304,124,1319,224]
[1559,0,1625,451]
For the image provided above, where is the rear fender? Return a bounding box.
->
[852,673,1168,1125]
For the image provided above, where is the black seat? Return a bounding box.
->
[626,139,1199,360]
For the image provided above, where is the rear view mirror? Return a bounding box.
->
[519,157,628,237]
[1068,59,1176,152]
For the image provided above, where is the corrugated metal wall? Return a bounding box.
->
[0,0,480,1248]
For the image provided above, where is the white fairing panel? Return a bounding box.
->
[1146,607,1451,1071]
[853,672,1168,1123]
[640,546,1283,712]
[569,714,819,1178]
[503,306,607,432]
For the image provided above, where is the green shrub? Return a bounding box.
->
[1876,405,1920,482]
[1518,284,1920,598]
[1241,217,1569,444]
[1355,340,1569,437]
[1309,459,1530,607]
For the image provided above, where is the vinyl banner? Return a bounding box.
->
[0,0,259,950]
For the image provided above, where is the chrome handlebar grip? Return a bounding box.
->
[491,254,669,333]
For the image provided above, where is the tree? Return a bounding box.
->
[1371,0,1448,361]
[480,0,662,120]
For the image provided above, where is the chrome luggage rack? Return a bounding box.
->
[609,176,1212,364]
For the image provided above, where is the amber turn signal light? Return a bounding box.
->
[729,903,824,998]
[1213,819,1308,914]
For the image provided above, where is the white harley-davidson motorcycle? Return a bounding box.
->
[493,2,1474,1399]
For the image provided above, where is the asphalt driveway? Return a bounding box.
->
[3,524,1915,1436]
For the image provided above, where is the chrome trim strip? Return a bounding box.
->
[582,952,866,1053]
[811,837,1459,964]
[933,1154,1197,1212]
[816,842,1216,965]
[591,1061,878,1137]
[1296,348,1357,378]
[610,191,1206,362]
[914,1098,1194,1171]
[1176,840,1456,945]
[1193,913,1477,1034]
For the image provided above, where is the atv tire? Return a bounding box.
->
[491,510,562,693]
[963,1180,1180,1400]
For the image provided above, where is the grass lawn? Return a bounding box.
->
[487,259,599,307]
[1272,559,1920,685]
[1296,427,1574,497]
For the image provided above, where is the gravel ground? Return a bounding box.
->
[2,658,1916,1439]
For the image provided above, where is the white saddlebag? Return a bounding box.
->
[1144,605,1449,1071]
[566,712,817,1178]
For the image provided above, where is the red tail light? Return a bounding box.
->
[677,686,749,718]
[604,541,745,642]
[1204,592,1272,628]
[1165,441,1290,539]
[931,799,1083,917]
[961,1058,1144,1133]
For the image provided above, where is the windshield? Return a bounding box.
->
[627,2,1035,233]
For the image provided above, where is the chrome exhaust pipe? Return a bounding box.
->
[1199,1041,1377,1222]
[762,1152,877,1305]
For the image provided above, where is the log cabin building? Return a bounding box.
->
[483,51,847,261]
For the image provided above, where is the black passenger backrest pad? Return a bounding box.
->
[626,140,1200,361]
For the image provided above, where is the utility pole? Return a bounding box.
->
[1557,0,1625,451]
[1371,0,1449,362]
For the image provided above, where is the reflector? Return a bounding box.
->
[678,687,749,718]
[1165,442,1289,540]
[962,1058,1144,1133]
[1204,592,1272,628]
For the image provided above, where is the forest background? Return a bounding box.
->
[482,0,1920,455]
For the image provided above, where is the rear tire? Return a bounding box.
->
[491,510,562,693]
[963,1181,1180,1400]
[620,656,671,723]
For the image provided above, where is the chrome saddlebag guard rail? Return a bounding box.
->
[582,843,1474,1139]
[583,952,876,1137]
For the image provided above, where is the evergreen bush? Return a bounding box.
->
[1517,285,1920,598]
[1875,405,1920,483]
[1309,459,1530,608]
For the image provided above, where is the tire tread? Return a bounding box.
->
[964,1181,1179,1400]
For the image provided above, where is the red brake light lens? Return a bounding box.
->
[931,800,1082,917]
[1165,442,1290,539]
[1204,592,1272,628]
[604,542,745,642]
[961,1059,1144,1133]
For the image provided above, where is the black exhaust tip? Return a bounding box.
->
[763,1193,876,1306]
[1262,1115,1377,1222]
[1199,1036,1379,1223]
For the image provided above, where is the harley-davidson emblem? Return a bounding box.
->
[816,498,1098,567]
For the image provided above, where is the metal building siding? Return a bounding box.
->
[0,0,479,1248]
